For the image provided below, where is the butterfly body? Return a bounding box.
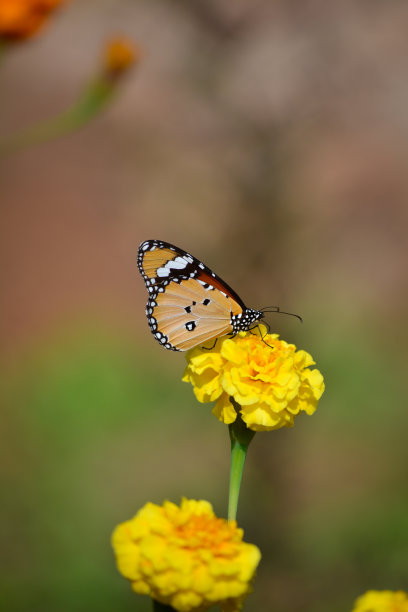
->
[137,240,264,351]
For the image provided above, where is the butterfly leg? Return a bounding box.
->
[201,338,219,351]
[250,323,275,350]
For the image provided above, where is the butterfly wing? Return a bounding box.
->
[152,279,234,351]
[137,240,247,351]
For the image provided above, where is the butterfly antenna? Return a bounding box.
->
[261,305,303,324]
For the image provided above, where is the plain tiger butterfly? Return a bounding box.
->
[137,239,299,352]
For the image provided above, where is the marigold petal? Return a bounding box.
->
[241,404,290,431]
[302,368,325,398]
[130,580,151,595]
[154,569,192,594]
[190,370,223,403]
[294,349,315,368]
[172,591,204,611]
[191,566,215,594]
[184,351,224,375]
[238,546,262,581]
[268,384,291,400]
[220,339,247,364]
[212,393,237,424]
[114,547,141,580]
[274,368,297,388]
[221,369,237,395]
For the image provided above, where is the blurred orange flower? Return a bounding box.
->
[0,0,64,41]
[104,37,141,79]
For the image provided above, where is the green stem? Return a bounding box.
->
[153,600,176,611]
[0,76,115,157]
[228,408,255,522]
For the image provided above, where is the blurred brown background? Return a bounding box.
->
[1,1,407,611]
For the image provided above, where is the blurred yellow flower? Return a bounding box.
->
[351,590,408,612]
[182,324,324,432]
[0,0,64,41]
[104,37,140,78]
[112,498,261,612]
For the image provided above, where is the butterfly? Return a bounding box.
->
[137,239,275,352]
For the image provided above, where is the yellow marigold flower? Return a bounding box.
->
[0,0,64,41]
[351,590,408,612]
[112,498,261,612]
[104,37,140,78]
[182,324,324,432]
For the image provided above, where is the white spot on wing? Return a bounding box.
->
[167,257,189,270]
[157,267,170,277]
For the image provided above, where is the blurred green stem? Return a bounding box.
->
[0,76,116,157]
[228,408,255,522]
[153,600,176,611]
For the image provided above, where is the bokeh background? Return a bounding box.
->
[1,1,407,611]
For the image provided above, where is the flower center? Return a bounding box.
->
[175,515,237,552]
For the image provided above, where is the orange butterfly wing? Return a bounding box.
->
[137,240,261,351]
[152,278,238,351]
